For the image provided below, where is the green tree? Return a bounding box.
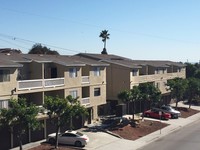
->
[138,83,161,117]
[28,43,59,55]
[185,78,200,108]
[118,90,133,115]
[130,86,141,120]
[99,30,110,54]
[43,95,87,149]
[0,98,40,150]
[166,77,187,109]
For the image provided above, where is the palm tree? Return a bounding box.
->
[99,30,110,54]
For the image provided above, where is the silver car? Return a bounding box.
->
[161,105,181,119]
[47,130,89,147]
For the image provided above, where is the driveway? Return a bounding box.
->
[79,128,120,149]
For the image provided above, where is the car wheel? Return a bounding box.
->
[161,116,165,120]
[49,138,56,144]
[146,114,150,117]
[75,141,82,147]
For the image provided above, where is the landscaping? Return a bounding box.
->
[29,106,199,150]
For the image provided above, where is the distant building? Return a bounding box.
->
[0,48,22,54]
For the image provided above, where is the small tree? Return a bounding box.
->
[118,90,132,114]
[166,77,187,109]
[43,95,87,149]
[0,98,40,150]
[138,83,161,118]
[185,78,200,108]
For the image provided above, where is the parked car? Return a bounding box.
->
[47,130,89,147]
[144,109,171,120]
[160,105,181,119]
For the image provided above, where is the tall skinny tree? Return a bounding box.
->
[99,30,110,54]
[0,98,40,150]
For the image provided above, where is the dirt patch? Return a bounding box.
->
[109,120,168,140]
[176,107,200,118]
[29,143,77,150]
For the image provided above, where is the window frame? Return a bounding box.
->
[93,67,100,76]
[94,87,101,96]
[0,69,10,82]
[69,68,77,78]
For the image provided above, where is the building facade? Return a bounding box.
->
[77,53,186,112]
[0,53,108,149]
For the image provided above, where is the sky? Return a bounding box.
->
[0,0,200,62]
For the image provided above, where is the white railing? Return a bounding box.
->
[44,78,65,87]
[18,78,64,90]
[132,72,185,84]
[81,97,90,106]
[81,76,90,84]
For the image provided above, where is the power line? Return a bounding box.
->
[0,33,83,53]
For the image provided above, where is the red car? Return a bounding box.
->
[144,109,171,120]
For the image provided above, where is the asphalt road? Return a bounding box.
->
[138,119,200,150]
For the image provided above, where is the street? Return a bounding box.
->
[138,119,200,150]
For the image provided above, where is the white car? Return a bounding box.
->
[47,130,89,147]
[161,105,181,118]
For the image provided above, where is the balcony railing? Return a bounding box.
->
[81,76,90,84]
[81,97,90,106]
[132,72,185,84]
[18,78,65,90]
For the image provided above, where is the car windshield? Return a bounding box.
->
[76,132,83,136]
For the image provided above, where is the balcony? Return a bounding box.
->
[81,76,90,84]
[18,78,65,90]
[132,72,185,84]
[81,97,90,106]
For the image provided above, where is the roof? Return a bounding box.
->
[0,53,109,68]
[77,53,185,68]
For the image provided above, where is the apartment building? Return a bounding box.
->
[77,53,186,112]
[0,53,108,149]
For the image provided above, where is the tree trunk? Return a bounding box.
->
[132,101,135,121]
[175,100,178,109]
[55,118,60,149]
[142,99,146,119]
[18,134,23,150]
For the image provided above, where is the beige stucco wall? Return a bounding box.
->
[106,64,130,100]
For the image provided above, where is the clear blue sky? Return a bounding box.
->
[0,0,200,62]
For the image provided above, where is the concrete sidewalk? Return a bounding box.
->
[11,102,200,150]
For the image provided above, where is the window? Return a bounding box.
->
[94,67,100,76]
[177,68,181,72]
[69,68,77,78]
[70,90,78,99]
[132,69,138,76]
[0,70,10,82]
[0,100,9,109]
[94,88,101,96]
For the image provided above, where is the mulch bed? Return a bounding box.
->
[176,107,200,118]
[110,120,168,140]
